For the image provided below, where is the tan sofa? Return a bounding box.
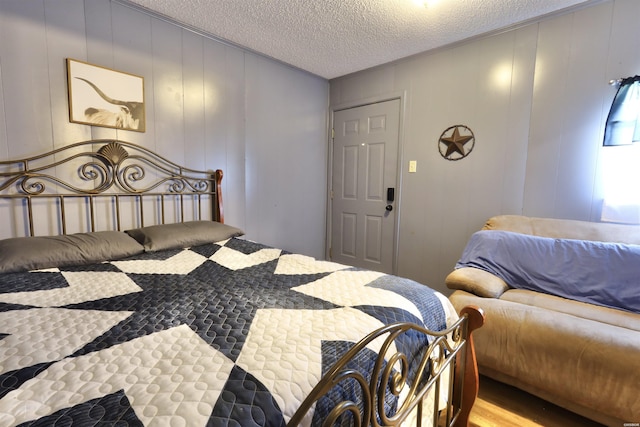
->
[446,215,640,426]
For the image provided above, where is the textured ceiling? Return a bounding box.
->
[120,0,595,79]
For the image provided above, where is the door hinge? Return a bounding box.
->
[329,247,332,259]
[331,128,335,139]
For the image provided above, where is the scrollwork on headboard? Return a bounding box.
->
[0,140,223,237]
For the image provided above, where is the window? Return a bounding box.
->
[601,76,640,224]
[604,76,640,146]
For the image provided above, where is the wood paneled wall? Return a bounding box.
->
[3,0,638,292]
[0,0,329,258]
[330,0,640,293]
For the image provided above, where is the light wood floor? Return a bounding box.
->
[469,376,605,427]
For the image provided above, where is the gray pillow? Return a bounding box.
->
[0,231,144,273]
[125,221,244,252]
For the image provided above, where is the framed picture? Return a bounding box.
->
[67,58,145,132]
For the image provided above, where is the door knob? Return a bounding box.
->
[386,204,393,211]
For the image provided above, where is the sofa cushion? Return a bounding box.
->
[500,289,640,333]
[483,214,640,244]
[445,267,509,298]
[455,230,640,313]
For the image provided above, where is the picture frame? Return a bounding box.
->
[67,58,145,132]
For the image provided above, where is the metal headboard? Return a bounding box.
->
[0,139,223,237]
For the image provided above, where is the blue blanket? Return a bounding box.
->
[456,230,640,313]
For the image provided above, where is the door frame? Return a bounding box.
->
[326,91,407,275]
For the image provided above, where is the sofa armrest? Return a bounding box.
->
[445,267,509,298]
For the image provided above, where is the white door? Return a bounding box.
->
[330,99,400,274]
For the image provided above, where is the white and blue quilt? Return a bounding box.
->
[0,237,455,426]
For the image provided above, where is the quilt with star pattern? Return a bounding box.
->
[0,237,456,426]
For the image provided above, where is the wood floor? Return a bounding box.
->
[469,376,605,427]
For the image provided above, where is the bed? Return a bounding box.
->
[0,140,484,427]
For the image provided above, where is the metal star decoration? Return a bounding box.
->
[438,125,475,160]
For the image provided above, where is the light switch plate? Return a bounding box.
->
[409,160,417,173]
